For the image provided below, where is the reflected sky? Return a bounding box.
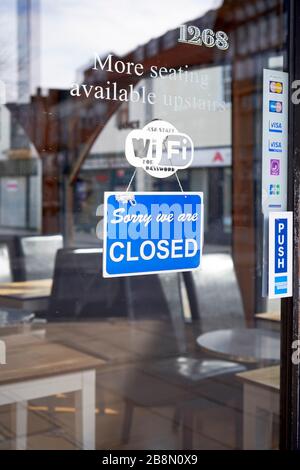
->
[41,0,222,88]
[0,0,223,97]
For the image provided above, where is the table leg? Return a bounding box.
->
[182,408,194,450]
[243,384,278,450]
[75,390,82,447]
[13,401,28,450]
[75,370,96,450]
[255,408,274,449]
[243,385,256,449]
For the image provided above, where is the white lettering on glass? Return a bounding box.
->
[178,25,229,50]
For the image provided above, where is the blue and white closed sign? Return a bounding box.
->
[103,192,203,277]
[268,211,293,298]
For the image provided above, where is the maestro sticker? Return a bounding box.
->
[125,120,194,178]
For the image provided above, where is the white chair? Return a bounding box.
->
[0,244,12,283]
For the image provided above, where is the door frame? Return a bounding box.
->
[280,0,300,450]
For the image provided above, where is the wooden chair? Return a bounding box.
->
[0,243,35,326]
[47,248,128,320]
[119,254,246,448]
[183,253,245,330]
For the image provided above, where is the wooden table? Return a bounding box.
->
[255,312,280,332]
[0,335,105,449]
[0,279,52,310]
[255,312,280,322]
[196,328,280,364]
[237,366,279,449]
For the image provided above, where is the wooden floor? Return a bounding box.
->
[0,319,277,450]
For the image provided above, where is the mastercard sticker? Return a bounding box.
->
[269,81,283,94]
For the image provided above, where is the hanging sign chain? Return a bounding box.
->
[175,171,184,193]
[115,168,137,206]
[126,169,137,192]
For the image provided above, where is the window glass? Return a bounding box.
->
[0,0,284,451]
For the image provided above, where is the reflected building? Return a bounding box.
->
[17,0,40,103]
[0,0,295,451]
[5,0,284,322]
[0,1,42,232]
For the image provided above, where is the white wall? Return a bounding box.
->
[152,65,231,148]
[90,65,231,155]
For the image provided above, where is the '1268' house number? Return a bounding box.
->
[178,25,229,50]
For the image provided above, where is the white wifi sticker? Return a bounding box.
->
[125,120,194,179]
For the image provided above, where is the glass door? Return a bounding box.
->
[0,0,297,451]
